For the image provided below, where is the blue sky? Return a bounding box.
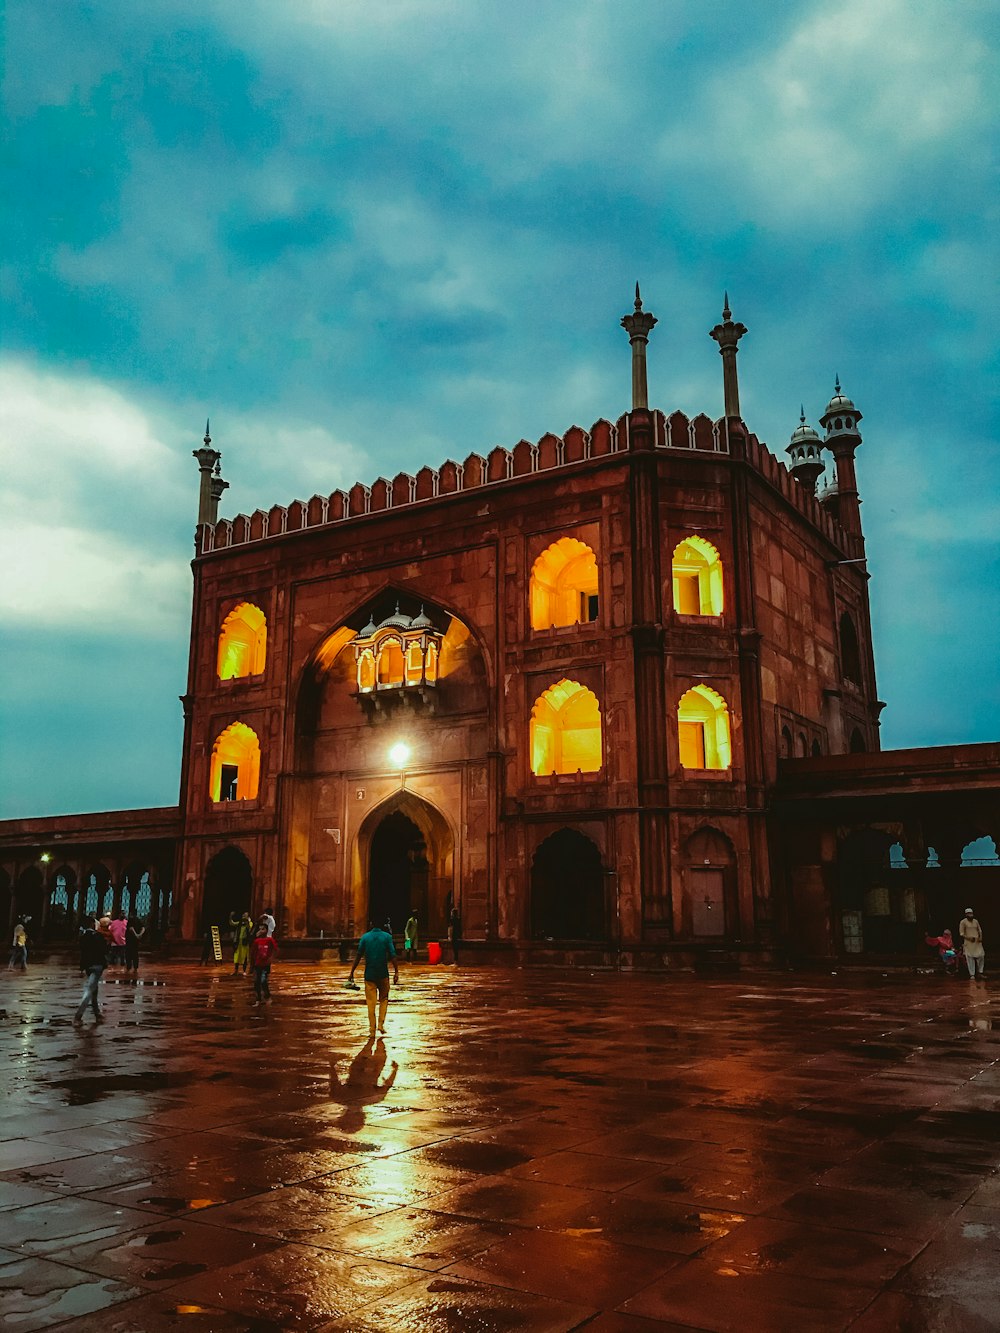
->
[1,0,997,818]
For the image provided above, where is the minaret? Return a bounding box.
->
[785,407,825,496]
[708,293,748,419]
[819,378,863,534]
[192,420,227,526]
[620,283,657,410]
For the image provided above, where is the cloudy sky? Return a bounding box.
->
[1,0,997,819]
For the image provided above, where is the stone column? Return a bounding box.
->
[709,294,748,421]
[620,285,657,410]
[192,422,223,527]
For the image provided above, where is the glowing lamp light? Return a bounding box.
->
[389,742,411,769]
[40,852,52,863]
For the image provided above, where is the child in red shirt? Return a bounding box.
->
[249,926,278,1005]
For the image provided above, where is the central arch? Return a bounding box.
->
[531,829,606,941]
[202,846,253,930]
[354,792,455,939]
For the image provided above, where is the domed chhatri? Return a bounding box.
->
[819,376,863,441]
[786,407,825,496]
[377,603,414,632]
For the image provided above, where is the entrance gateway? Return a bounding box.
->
[358,793,454,938]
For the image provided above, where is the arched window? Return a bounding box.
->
[377,640,405,687]
[530,679,602,775]
[530,538,599,630]
[849,727,867,753]
[811,739,822,757]
[840,612,862,684]
[425,641,439,684]
[405,640,424,685]
[780,726,793,758]
[210,722,261,802]
[678,685,732,770]
[358,650,376,693]
[795,733,808,758]
[672,536,724,617]
[217,603,267,681]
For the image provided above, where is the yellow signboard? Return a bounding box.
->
[210,925,223,962]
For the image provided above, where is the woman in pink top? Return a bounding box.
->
[108,911,128,965]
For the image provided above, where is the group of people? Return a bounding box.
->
[926,907,987,980]
[72,911,146,1023]
[229,908,280,1006]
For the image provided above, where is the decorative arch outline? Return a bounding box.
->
[217,602,267,680]
[529,537,599,630]
[530,678,603,775]
[672,535,724,616]
[677,684,732,770]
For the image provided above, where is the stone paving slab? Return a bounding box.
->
[0,960,998,1330]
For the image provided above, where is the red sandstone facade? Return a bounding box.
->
[2,297,994,965]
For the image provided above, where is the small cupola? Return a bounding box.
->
[785,406,825,495]
[819,376,863,443]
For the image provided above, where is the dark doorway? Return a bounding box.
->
[531,829,605,940]
[368,811,428,933]
[203,847,253,929]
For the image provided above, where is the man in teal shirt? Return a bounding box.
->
[348,918,399,1037]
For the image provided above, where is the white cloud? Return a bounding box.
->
[675,0,992,220]
[0,361,191,630]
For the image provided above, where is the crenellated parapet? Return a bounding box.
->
[198,407,857,558]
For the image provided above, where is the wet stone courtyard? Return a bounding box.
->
[1,962,999,1332]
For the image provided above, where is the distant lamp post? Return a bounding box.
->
[389,742,411,790]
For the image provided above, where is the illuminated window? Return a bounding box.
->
[377,640,404,686]
[358,650,376,693]
[672,537,723,617]
[677,685,732,770]
[530,538,599,630]
[210,722,261,802]
[530,679,602,775]
[217,603,267,681]
[425,641,439,683]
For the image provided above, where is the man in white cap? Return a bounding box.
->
[959,908,985,980]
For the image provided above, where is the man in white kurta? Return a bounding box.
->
[959,909,985,979]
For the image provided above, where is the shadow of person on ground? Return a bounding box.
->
[328,1037,398,1133]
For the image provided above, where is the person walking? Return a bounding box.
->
[348,918,399,1037]
[8,920,28,971]
[960,908,986,980]
[232,911,253,975]
[448,905,462,965]
[124,918,145,976]
[74,917,109,1023]
[404,912,419,963]
[249,925,278,1006]
[108,911,128,965]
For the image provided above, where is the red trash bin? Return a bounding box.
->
[427,941,442,965]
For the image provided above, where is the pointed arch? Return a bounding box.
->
[530,679,602,775]
[672,536,724,616]
[210,722,261,802]
[217,603,267,680]
[840,612,862,684]
[531,829,605,940]
[530,537,599,630]
[678,685,732,770]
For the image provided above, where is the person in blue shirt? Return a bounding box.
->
[348,918,399,1037]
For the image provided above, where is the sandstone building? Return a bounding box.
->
[2,293,996,965]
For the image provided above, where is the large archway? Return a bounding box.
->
[202,847,253,930]
[531,829,605,941]
[356,793,454,940]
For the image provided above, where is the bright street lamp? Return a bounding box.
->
[388,742,411,769]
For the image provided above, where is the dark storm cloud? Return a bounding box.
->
[0,0,997,817]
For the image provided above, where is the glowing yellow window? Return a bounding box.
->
[358,650,376,693]
[672,537,723,617]
[677,685,732,770]
[217,603,267,680]
[530,679,602,775]
[530,538,599,630]
[377,641,404,687]
[425,641,439,684]
[209,722,261,802]
[405,641,423,685]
